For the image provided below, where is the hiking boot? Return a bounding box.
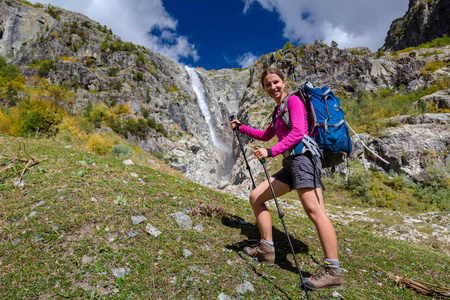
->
[304,261,343,290]
[243,240,275,266]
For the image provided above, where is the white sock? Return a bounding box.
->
[261,239,274,246]
[325,259,339,267]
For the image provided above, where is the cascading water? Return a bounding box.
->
[185,66,234,176]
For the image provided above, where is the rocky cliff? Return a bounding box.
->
[382,0,450,51]
[1,0,449,197]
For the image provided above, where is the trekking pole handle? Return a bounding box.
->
[253,146,266,163]
[229,115,239,133]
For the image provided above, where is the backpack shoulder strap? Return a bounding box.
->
[270,104,278,129]
[278,90,301,128]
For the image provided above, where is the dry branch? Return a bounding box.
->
[374,264,450,298]
[0,139,47,181]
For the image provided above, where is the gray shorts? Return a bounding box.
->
[272,153,322,190]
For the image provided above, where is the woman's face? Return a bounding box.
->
[263,73,286,102]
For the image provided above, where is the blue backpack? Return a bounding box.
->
[275,81,353,168]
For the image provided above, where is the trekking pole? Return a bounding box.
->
[254,145,310,300]
[229,115,256,190]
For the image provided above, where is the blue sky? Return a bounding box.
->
[31,0,409,70]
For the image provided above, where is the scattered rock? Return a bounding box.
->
[170,212,192,229]
[145,223,162,237]
[193,224,204,232]
[90,197,97,202]
[332,291,345,299]
[82,255,93,264]
[183,249,192,258]
[28,211,36,217]
[112,268,130,278]
[201,244,211,251]
[218,293,232,300]
[123,160,134,166]
[130,172,138,178]
[237,280,254,295]
[13,238,21,246]
[128,232,139,238]
[131,216,147,225]
[36,201,45,207]
[13,178,25,188]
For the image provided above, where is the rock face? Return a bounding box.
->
[351,114,450,181]
[382,0,450,51]
[0,0,449,195]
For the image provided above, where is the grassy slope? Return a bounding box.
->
[0,135,449,299]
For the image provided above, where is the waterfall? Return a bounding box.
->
[185,66,234,175]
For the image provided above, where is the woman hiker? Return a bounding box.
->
[229,67,343,291]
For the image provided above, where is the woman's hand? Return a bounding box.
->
[229,119,241,130]
[254,147,268,159]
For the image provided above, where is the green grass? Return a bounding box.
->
[0,135,449,299]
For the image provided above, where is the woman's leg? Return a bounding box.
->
[297,187,338,259]
[299,187,343,290]
[249,177,291,242]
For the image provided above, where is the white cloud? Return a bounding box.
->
[242,0,409,51]
[236,52,259,68]
[30,0,199,63]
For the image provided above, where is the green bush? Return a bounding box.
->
[87,104,109,128]
[283,42,294,50]
[19,100,65,136]
[125,118,147,140]
[147,117,168,137]
[37,59,57,77]
[45,5,60,19]
[106,116,126,136]
[346,159,374,205]
[112,143,132,158]
[0,56,19,83]
[107,67,119,77]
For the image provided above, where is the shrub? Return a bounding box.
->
[136,53,146,66]
[61,56,76,62]
[133,72,144,81]
[417,34,450,49]
[0,110,11,134]
[81,21,91,28]
[107,67,119,77]
[113,103,132,115]
[421,61,446,75]
[345,159,374,205]
[112,143,132,158]
[45,5,60,19]
[140,107,150,119]
[0,56,19,84]
[106,116,126,136]
[125,118,148,140]
[87,103,111,128]
[38,59,57,77]
[109,80,122,92]
[56,117,88,143]
[283,42,294,50]
[421,163,449,189]
[16,98,66,136]
[6,83,19,106]
[86,133,115,155]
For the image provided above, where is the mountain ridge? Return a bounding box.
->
[0,0,449,199]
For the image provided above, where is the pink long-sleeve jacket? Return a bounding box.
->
[239,94,308,157]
